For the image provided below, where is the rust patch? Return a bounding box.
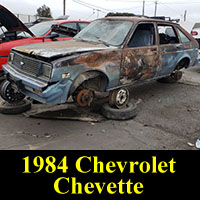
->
[74,50,121,69]
[120,47,160,84]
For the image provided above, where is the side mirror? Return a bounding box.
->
[44,32,59,40]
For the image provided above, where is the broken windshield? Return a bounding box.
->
[74,19,133,46]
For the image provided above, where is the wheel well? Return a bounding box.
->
[69,71,109,95]
[176,58,190,70]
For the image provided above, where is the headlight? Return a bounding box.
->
[8,52,14,63]
[42,64,52,78]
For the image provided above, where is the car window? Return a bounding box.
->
[78,22,89,30]
[177,28,190,43]
[158,25,179,45]
[128,23,155,47]
[0,26,8,36]
[54,23,78,38]
[61,22,78,30]
[29,21,57,36]
[74,19,133,46]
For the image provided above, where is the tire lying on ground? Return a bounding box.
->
[101,102,137,120]
[0,99,31,114]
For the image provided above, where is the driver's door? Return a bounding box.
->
[120,22,161,85]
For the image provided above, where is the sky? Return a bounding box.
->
[1,0,200,22]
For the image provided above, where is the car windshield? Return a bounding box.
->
[74,19,133,46]
[29,21,57,36]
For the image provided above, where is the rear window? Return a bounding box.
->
[158,24,179,44]
[193,23,200,29]
[177,28,190,43]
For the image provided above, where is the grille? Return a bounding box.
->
[11,52,51,81]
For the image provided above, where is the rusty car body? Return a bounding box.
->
[1,17,199,106]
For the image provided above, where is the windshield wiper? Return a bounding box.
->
[74,37,90,43]
[75,37,110,47]
[96,39,110,47]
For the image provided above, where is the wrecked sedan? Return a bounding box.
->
[1,17,199,108]
[0,4,89,79]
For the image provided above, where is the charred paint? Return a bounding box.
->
[120,46,161,84]
[74,50,121,69]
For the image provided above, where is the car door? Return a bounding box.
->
[156,23,183,76]
[120,22,160,85]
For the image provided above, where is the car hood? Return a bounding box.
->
[0,4,34,36]
[13,39,114,59]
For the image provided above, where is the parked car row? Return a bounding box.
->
[0,4,89,78]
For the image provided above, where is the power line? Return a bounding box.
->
[72,0,114,13]
[106,0,200,3]
[158,2,182,16]
[84,10,96,20]
[114,2,154,11]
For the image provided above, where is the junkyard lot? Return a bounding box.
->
[0,64,200,150]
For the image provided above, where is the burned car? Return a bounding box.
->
[1,17,199,110]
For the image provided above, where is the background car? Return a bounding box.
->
[191,23,200,48]
[0,4,89,79]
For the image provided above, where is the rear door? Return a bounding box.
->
[120,22,160,85]
[156,23,182,76]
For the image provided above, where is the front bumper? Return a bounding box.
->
[3,63,73,105]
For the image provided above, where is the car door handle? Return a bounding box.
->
[176,45,183,49]
[152,48,157,52]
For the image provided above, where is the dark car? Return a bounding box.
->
[1,17,199,109]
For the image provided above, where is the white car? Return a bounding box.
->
[191,23,200,48]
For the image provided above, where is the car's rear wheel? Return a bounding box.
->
[157,70,182,83]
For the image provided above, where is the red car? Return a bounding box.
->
[0,4,89,78]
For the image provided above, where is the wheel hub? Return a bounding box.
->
[76,89,94,107]
[109,88,130,109]
[0,81,25,103]
[116,89,128,105]
[173,70,182,81]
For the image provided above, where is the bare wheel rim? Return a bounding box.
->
[1,81,25,103]
[109,88,130,109]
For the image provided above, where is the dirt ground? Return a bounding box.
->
[0,64,200,150]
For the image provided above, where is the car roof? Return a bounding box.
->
[101,16,177,25]
[47,20,90,25]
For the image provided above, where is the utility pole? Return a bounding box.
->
[184,10,187,21]
[97,9,100,19]
[142,0,145,16]
[154,1,158,17]
[63,0,66,15]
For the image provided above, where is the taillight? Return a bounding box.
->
[191,31,198,36]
